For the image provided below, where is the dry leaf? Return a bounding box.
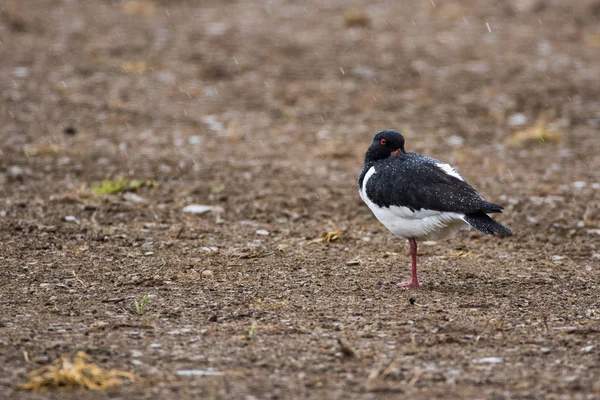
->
[121,0,155,16]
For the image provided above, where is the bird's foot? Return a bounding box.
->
[397,280,421,288]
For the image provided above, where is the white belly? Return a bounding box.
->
[359,166,466,240]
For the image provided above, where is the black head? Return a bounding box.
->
[365,130,406,163]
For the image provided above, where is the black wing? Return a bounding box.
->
[365,154,503,214]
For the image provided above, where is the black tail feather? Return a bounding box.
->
[464,212,512,235]
[483,202,504,213]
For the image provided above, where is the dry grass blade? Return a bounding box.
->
[20,352,140,392]
[24,143,62,157]
[450,250,475,258]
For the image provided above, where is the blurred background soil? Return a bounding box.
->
[0,0,599,399]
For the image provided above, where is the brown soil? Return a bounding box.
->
[1,1,599,399]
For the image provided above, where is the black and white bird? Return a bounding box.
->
[358,129,512,287]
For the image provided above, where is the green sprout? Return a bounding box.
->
[93,178,158,195]
[134,294,150,314]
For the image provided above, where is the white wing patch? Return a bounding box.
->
[359,166,377,205]
[436,163,464,181]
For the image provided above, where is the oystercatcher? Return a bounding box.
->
[358,130,512,287]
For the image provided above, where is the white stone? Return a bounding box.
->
[581,345,596,353]
[176,369,224,377]
[64,215,81,224]
[508,113,527,126]
[472,357,503,364]
[183,204,224,214]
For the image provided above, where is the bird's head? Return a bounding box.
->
[365,130,406,162]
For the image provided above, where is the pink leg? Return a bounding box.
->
[397,238,421,287]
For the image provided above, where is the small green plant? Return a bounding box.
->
[245,322,258,341]
[134,294,150,314]
[93,178,158,195]
[93,178,130,195]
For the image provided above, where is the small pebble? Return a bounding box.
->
[409,297,416,305]
[182,204,224,214]
[472,357,503,364]
[581,345,596,353]
[9,166,23,176]
[346,260,360,266]
[176,369,224,377]
[202,270,214,278]
[123,192,147,203]
[256,229,270,236]
[446,135,464,146]
[13,66,29,78]
[63,126,77,136]
[64,215,81,224]
[508,113,527,126]
[130,350,143,358]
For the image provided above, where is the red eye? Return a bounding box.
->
[380,138,387,145]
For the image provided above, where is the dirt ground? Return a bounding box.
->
[1,0,599,399]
